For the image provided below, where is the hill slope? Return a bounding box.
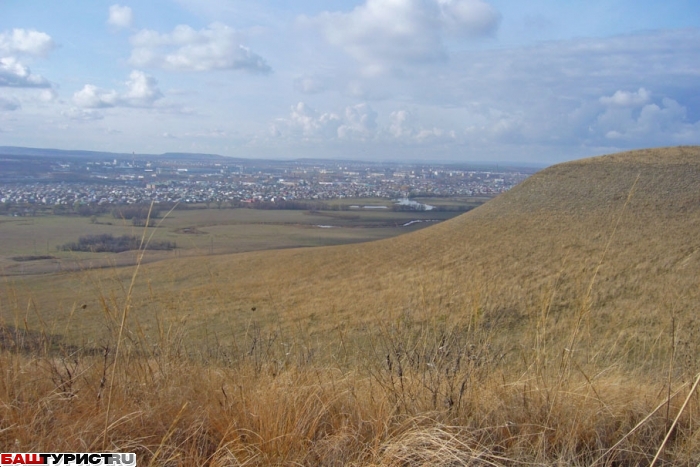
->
[14,146,700,368]
[106,148,700,356]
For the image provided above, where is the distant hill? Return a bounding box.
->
[0,146,231,162]
[0,146,131,160]
[0,145,542,171]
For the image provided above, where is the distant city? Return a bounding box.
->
[0,147,537,212]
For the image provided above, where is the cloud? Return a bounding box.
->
[108,5,134,29]
[0,57,51,88]
[599,88,651,107]
[270,28,699,161]
[0,96,20,111]
[0,28,55,57]
[73,84,119,108]
[389,110,413,138]
[308,0,500,73]
[0,29,55,90]
[293,75,327,94]
[72,71,163,108]
[39,88,58,102]
[593,92,700,144]
[273,102,458,145]
[273,102,381,142]
[122,70,163,106]
[61,107,104,121]
[338,103,377,140]
[389,109,456,143]
[284,102,341,139]
[129,23,271,73]
[372,28,700,153]
[401,29,700,113]
[438,0,503,36]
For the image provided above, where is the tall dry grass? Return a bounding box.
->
[1,291,698,465]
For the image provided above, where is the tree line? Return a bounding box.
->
[59,234,176,253]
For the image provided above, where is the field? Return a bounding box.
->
[0,200,465,275]
[1,149,700,465]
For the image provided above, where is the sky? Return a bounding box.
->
[1,0,700,164]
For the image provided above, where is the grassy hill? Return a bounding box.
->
[21,146,699,362]
[3,146,700,465]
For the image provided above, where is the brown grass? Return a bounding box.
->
[2,146,700,464]
[0,315,697,465]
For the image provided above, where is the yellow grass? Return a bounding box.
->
[2,146,700,464]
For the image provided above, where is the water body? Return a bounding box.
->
[316,219,438,229]
[402,219,439,227]
[395,198,435,211]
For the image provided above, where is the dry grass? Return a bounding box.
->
[2,146,700,464]
[0,315,697,465]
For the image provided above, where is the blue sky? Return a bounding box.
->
[1,0,699,163]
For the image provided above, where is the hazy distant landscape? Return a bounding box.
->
[0,147,526,276]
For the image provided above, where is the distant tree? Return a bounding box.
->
[59,234,175,253]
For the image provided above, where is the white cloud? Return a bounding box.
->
[599,88,651,107]
[0,96,20,111]
[591,90,700,144]
[388,109,456,143]
[337,103,377,140]
[0,29,55,57]
[0,57,51,88]
[73,84,119,108]
[62,107,104,121]
[274,102,458,145]
[389,109,413,138]
[308,0,500,73]
[274,102,382,142]
[362,28,700,155]
[129,23,271,73]
[285,102,341,139]
[0,29,55,92]
[72,71,163,109]
[108,5,134,29]
[415,127,456,143]
[122,70,163,106]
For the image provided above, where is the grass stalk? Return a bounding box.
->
[650,371,700,467]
